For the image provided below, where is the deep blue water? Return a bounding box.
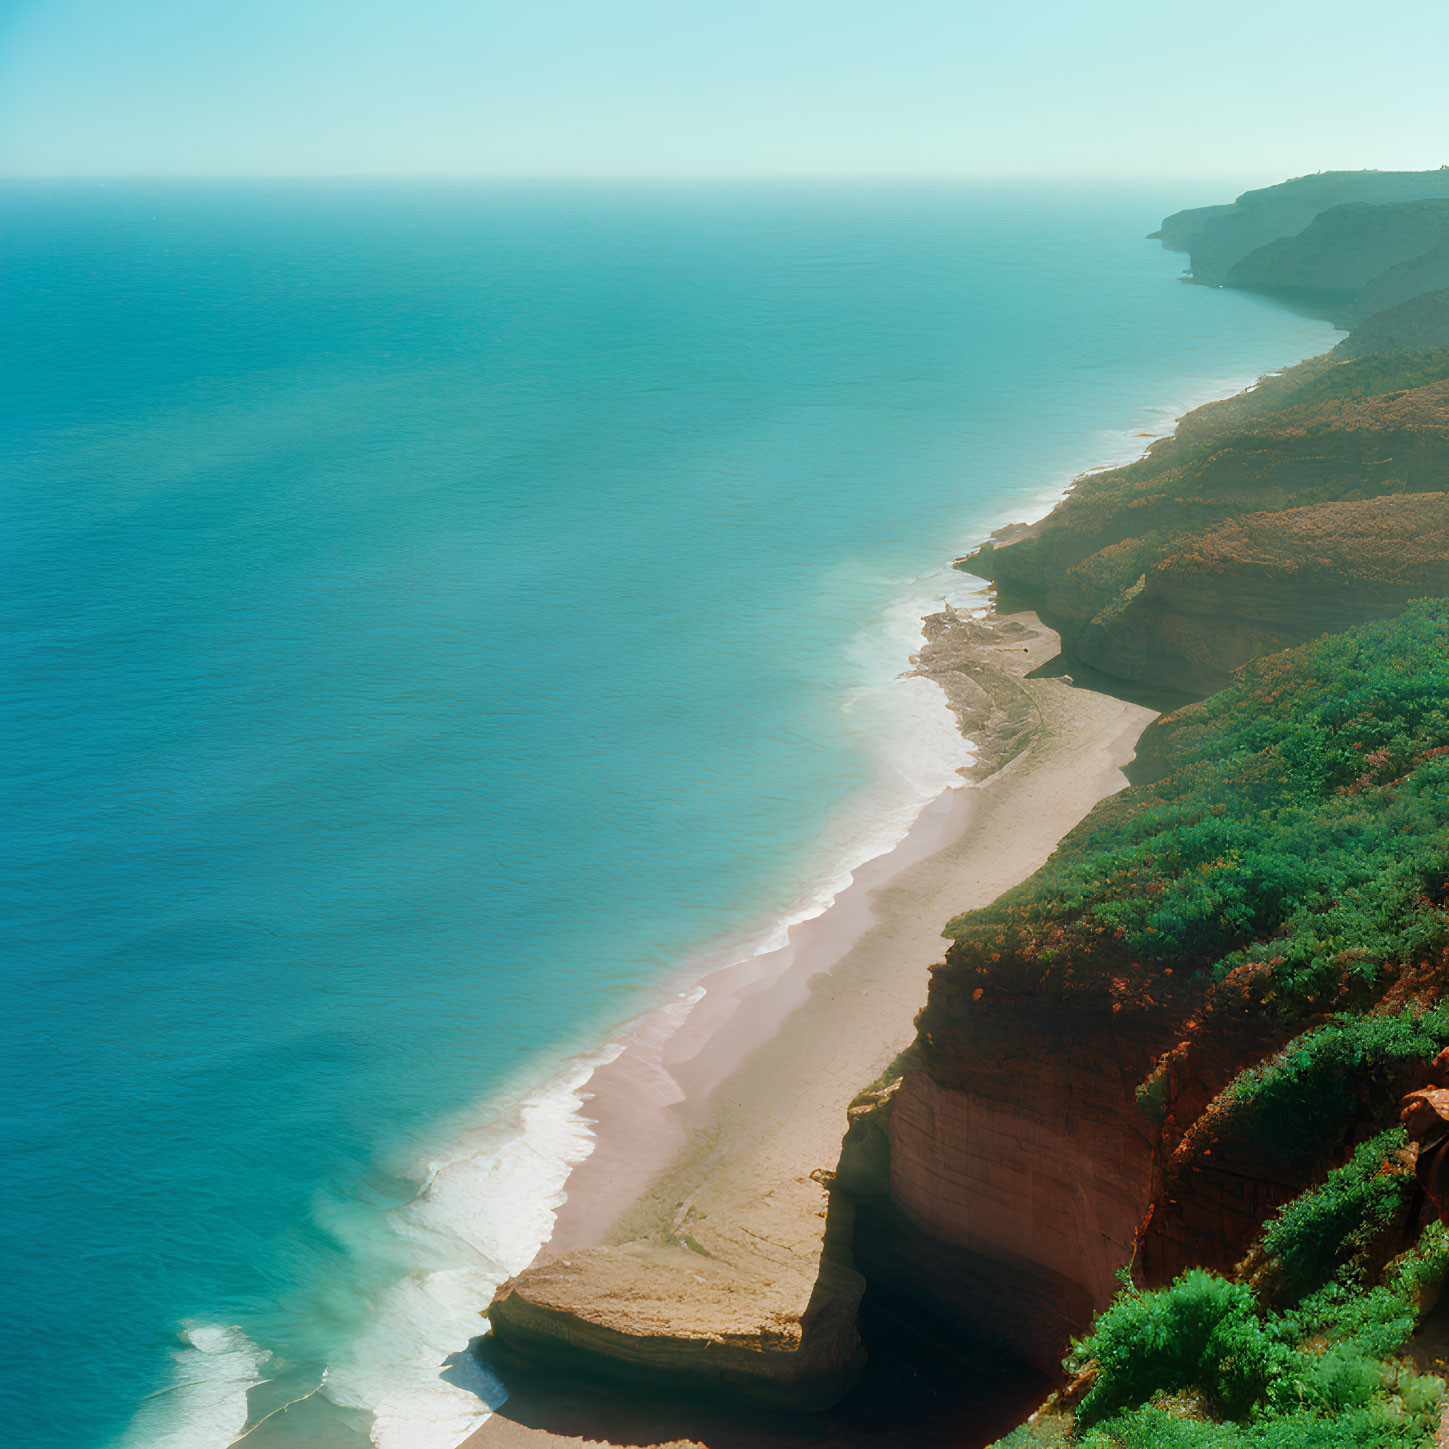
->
[0,181,1335,1449]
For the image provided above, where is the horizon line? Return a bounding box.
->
[0,168,1309,186]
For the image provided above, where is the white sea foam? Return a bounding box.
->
[317,1045,625,1449]
[111,1321,269,1449]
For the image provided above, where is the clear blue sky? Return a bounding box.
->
[1,0,1446,179]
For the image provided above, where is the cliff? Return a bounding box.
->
[840,604,1449,1443]
[1221,199,1449,314]
[961,353,1449,692]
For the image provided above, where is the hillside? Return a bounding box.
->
[1223,200,1449,311]
[960,351,1449,692]
[840,604,1449,1447]
[1156,170,1449,285]
[1335,288,1449,357]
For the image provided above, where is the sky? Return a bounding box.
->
[0,0,1446,180]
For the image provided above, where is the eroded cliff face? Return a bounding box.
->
[963,359,1449,692]
[839,607,1449,1375]
[1069,493,1449,692]
[853,992,1176,1368]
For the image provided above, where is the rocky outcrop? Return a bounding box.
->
[481,610,1158,1416]
[487,1209,867,1410]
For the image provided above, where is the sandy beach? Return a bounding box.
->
[464,607,1157,1447]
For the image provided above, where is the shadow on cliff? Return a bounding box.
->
[1022,647,1201,720]
[474,1293,1048,1449]
[974,576,1203,721]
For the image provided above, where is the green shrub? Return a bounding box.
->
[1074,1399,1441,1449]
[1065,1243,1448,1446]
[946,602,1449,1025]
[1071,1272,1281,1428]
[1253,1129,1414,1305]
[1228,1012,1449,1164]
[1277,1219,1449,1362]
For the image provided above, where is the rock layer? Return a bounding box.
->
[488,1203,867,1410]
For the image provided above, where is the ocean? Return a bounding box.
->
[0,180,1336,1449]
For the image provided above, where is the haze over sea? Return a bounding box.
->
[1,181,1334,1449]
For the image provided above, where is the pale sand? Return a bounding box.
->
[465,610,1156,1445]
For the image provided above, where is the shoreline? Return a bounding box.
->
[210,342,1344,1449]
[463,347,1331,1303]
[466,607,1157,1445]
[411,345,1338,1449]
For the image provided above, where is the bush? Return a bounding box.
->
[1067,1246,1448,1446]
[1228,1012,1449,1165]
[1252,1129,1414,1305]
[1071,1272,1281,1428]
[1074,1399,1441,1449]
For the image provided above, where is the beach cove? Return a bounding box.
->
[470,607,1157,1446]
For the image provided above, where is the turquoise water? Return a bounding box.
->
[0,181,1335,1449]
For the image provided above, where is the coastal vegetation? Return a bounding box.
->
[963,350,1449,692]
[952,605,1449,1444]
[945,599,1449,1021]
